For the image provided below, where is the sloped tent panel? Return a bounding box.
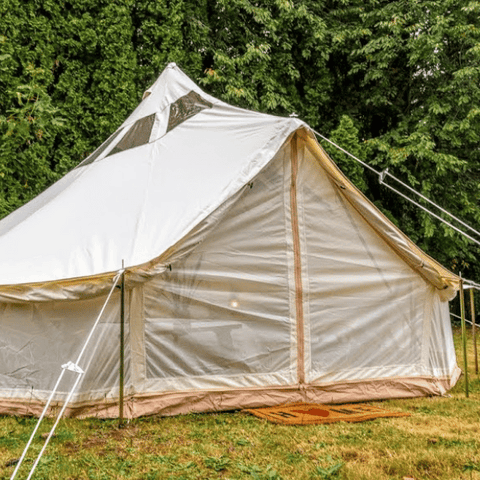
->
[0,64,461,418]
[0,64,302,296]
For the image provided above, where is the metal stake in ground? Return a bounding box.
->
[470,288,478,375]
[460,275,469,398]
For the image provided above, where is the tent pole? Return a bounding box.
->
[460,275,469,397]
[119,260,125,426]
[290,133,305,385]
[470,288,478,375]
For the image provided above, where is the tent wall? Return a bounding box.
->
[0,133,459,418]
[132,133,459,405]
[297,138,458,384]
[142,143,296,392]
[0,293,128,415]
[124,133,458,416]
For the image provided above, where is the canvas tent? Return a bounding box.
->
[0,63,461,418]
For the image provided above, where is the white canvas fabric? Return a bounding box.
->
[142,146,296,394]
[0,64,461,417]
[0,64,302,289]
[297,142,457,383]
[0,293,125,404]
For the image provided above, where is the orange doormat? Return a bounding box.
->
[243,402,410,425]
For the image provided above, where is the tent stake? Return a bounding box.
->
[460,275,469,397]
[470,288,478,375]
[119,260,125,426]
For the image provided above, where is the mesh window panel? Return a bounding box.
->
[299,146,426,383]
[107,113,156,157]
[144,151,292,383]
[0,293,128,403]
[166,91,213,133]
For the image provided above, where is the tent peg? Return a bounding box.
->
[460,274,469,397]
[470,288,478,375]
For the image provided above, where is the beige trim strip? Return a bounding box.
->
[290,133,305,384]
[1,368,460,419]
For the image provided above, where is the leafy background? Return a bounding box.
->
[1,0,479,285]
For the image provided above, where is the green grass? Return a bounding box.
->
[1,327,479,479]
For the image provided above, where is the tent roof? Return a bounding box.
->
[0,63,458,301]
[0,63,303,287]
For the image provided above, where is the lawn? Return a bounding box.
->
[1,327,479,480]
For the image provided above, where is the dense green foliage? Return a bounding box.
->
[1,0,479,281]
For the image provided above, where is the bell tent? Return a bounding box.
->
[0,63,460,418]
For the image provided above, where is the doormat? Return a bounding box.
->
[243,402,410,425]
